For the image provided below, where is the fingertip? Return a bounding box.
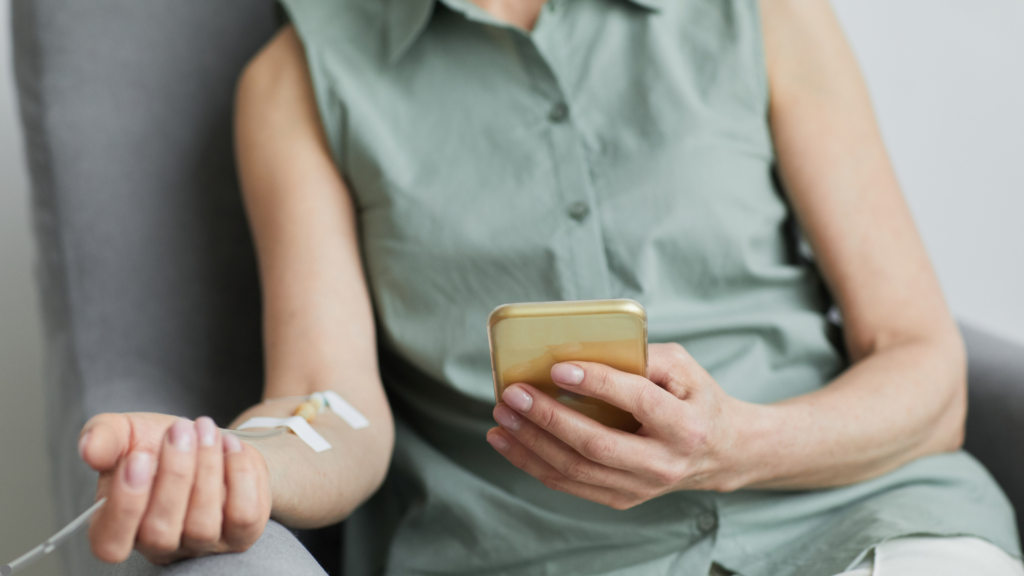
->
[501,386,533,413]
[223,433,242,454]
[551,363,585,386]
[82,421,125,471]
[486,430,510,452]
[123,451,154,492]
[195,416,219,448]
[166,418,196,453]
[78,431,92,461]
[493,404,523,431]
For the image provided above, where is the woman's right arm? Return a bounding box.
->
[233,25,394,527]
[80,25,393,565]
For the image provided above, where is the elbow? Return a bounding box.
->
[316,412,395,527]
[937,385,962,453]
[938,375,966,453]
[935,326,968,453]
[353,408,396,511]
[944,422,966,453]
[368,413,397,493]
[937,398,966,454]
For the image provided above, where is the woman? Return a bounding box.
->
[77,0,1022,574]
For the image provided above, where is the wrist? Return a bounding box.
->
[715,399,780,491]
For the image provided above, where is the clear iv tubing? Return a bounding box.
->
[0,427,285,576]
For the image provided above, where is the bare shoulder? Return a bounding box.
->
[236,25,314,114]
[241,25,305,83]
[758,0,840,52]
[235,23,328,158]
[758,0,864,101]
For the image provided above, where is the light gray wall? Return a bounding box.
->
[0,0,60,574]
[833,0,1024,344]
[0,2,1021,576]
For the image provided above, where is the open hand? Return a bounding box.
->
[78,413,271,564]
[486,343,755,509]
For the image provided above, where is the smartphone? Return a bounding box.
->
[487,299,648,432]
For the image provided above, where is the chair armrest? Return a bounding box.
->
[110,521,326,576]
[961,323,1024,520]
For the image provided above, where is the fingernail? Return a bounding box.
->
[551,363,584,385]
[494,405,522,431]
[125,452,152,490]
[78,431,91,460]
[223,433,243,453]
[502,386,533,413]
[487,433,509,452]
[169,419,195,452]
[196,416,218,447]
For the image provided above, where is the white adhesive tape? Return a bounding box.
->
[237,416,332,452]
[323,391,370,430]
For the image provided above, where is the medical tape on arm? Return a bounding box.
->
[236,415,332,452]
[234,391,368,452]
[323,390,370,429]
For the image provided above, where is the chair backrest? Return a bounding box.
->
[13,1,277,573]
[962,325,1024,546]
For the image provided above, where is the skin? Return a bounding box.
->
[471,0,549,29]
[81,414,270,563]
[79,0,966,563]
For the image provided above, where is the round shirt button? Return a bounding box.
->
[567,201,590,221]
[697,512,717,532]
[549,101,570,123]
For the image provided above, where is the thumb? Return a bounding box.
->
[79,413,132,472]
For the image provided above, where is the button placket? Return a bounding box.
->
[511,34,611,301]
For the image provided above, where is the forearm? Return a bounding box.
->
[233,27,398,528]
[734,331,966,490]
[230,393,394,528]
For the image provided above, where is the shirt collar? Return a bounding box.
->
[387,0,662,64]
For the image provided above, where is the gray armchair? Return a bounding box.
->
[13,1,333,574]
[962,325,1024,526]
[12,1,1024,575]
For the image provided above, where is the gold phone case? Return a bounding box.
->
[487,299,648,432]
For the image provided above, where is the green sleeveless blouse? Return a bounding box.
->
[277,0,1019,574]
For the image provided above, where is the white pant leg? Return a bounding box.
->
[831,537,1024,576]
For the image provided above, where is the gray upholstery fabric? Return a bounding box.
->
[11,1,285,574]
[962,324,1024,544]
[112,521,326,576]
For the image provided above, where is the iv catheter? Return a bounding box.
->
[1,497,106,576]
[0,426,286,575]
[2,391,368,575]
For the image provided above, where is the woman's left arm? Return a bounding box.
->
[750,0,966,487]
[485,0,965,504]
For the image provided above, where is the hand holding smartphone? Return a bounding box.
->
[487,299,648,432]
